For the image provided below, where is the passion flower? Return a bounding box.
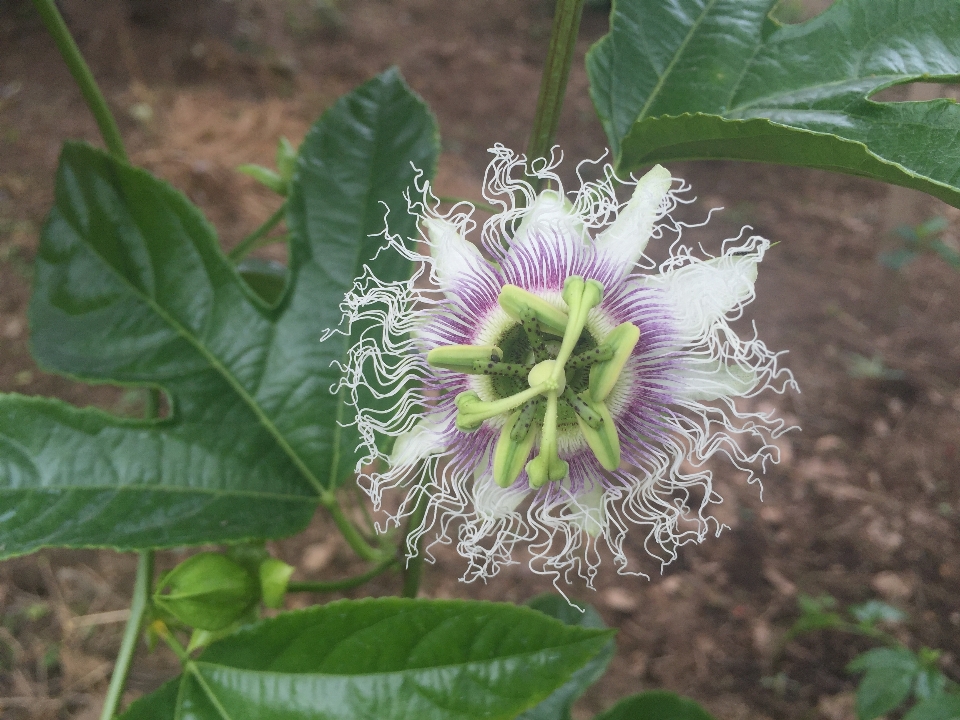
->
[329,145,796,587]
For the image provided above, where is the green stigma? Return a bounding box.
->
[428,277,640,488]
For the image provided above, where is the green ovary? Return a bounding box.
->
[427,279,639,489]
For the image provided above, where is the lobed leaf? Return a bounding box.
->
[119,598,614,720]
[587,0,960,207]
[0,68,439,558]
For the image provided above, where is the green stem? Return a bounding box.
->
[401,489,430,598]
[526,0,586,180]
[322,494,385,562]
[100,551,153,720]
[31,0,128,162]
[288,557,398,594]
[228,203,287,262]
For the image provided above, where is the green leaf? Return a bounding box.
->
[595,690,716,720]
[123,598,614,720]
[0,69,439,558]
[849,600,907,627]
[116,678,179,720]
[518,595,616,720]
[904,694,960,720]
[587,0,960,207]
[848,648,921,720]
[238,163,287,195]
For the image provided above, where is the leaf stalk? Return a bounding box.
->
[526,0,586,179]
[100,551,153,720]
[287,557,398,593]
[228,203,288,262]
[31,0,128,162]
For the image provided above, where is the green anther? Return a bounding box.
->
[510,398,542,442]
[588,322,641,402]
[428,344,502,373]
[493,409,539,488]
[472,360,530,377]
[566,343,615,371]
[561,387,602,430]
[526,391,568,489]
[519,308,551,362]
[549,276,604,379]
[574,396,621,471]
[499,284,569,336]
[455,385,547,432]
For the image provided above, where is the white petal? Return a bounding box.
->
[473,475,528,519]
[566,483,606,538]
[512,190,584,249]
[424,217,488,287]
[647,248,763,341]
[389,416,446,468]
[594,164,671,270]
[676,358,758,402]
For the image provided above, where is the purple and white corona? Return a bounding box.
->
[330,145,797,587]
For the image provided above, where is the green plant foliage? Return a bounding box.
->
[0,68,439,559]
[118,599,614,720]
[848,648,926,719]
[594,690,716,719]
[903,694,960,720]
[587,0,960,208]
[518,594,616,720]
[153,552,258,631]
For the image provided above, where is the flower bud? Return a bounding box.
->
[153,552,258,631]
[259,557,295,609]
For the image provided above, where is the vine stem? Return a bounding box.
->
[31,0,128,162]
[401,487,430,598]
[526,0,586,180]
[321,494,386,563]
[100,551,153,720]
[228,202,287,262]
[288,557,398,594]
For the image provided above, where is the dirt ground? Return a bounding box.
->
[1,0,959,718]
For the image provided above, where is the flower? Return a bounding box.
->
[330,145,797,588]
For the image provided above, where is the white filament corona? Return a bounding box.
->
[326,144,798,590]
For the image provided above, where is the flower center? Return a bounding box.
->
[426,277,641,489]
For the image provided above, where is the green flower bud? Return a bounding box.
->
[153,553,258,631]
[259,557,295,609]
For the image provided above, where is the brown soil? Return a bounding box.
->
[1,1,959,718]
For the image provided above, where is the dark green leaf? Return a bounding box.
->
[595,690,716,720]
[237,257,289,305]
[903,694,960,720]
[915,668,949,701]
[1,69,439,557]
[125,599,614,720]
[518,594,616,720]
[116,678,179,720]
[849,648,921,720]
[587,0,960,207]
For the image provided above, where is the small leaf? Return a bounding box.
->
[238,163,287,195]
[587,0,960,208]
[849,648,921,720]
[518,594,616,720]
[595,690,716,720]
[903,694,960,720]
[123,599,614,720]
[850,600,907,627]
